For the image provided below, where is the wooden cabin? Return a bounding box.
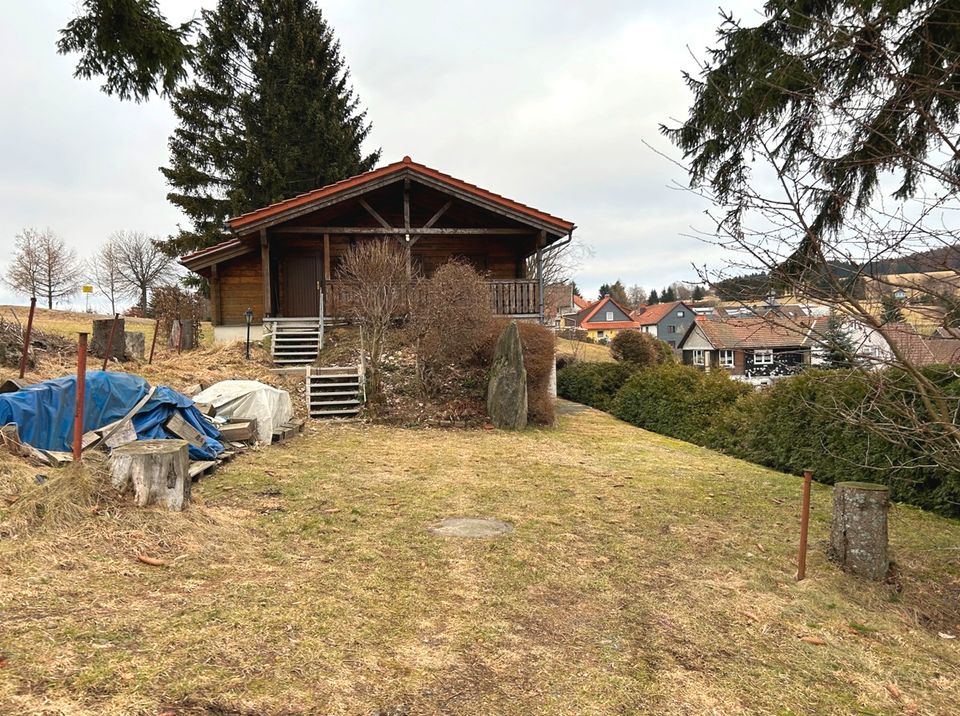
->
[181,156,575,343]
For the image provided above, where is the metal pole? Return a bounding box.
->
[177,319,184,354]
[73,333,88,461]
[102,313,120,371]
[246,322,251,359]
[148,318,159,364]
[18,296,36,379]
[797,470,813,581]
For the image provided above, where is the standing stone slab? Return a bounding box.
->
[110,439,191,511]
[91,317,125,361]
[123,331,145,361]
[486,321,527,430]
[829,481,889,580]
[168,319,197,351]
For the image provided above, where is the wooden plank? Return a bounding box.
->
[323,233,330,281]
[271,227,534,236]
[165,413,207,449]
[359,199,392,229]
[210,264,221,325]
[403,179,411,232]
[189,460,218,479]
[219,419,258,442]
[422,200,452,230]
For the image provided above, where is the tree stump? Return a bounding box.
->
[829,481,889,580]
[110,439,191,511]
[91,318,125,361]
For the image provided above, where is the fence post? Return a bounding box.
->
[148,317,159,364]
[73,333,89,461]
[797,470,813,581]
[18,296,36,379]
[102,313,120,371]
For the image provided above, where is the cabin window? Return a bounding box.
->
[667,325,678,333]
[605,311,614,321]
[754,349,773,365]
[719,350,734,367]
[596,330,605,338]
[667,340,676,348]
[692,350,705,366]
[677,311,685,317]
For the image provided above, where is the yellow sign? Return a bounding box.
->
[82,285,93,293]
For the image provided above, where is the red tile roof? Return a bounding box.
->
[631,301,690,325]
[577,295,641,331]
[573,295,594,310]
[180,238,245,264]
[228,156,575,234]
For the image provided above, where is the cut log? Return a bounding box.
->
[110,439,191,511]
[91,318,125,361]
[829,481,890,580]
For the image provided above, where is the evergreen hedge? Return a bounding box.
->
[557,361,960,516]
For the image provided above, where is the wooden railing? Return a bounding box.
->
[322,279,540,318]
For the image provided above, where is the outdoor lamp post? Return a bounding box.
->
[244,308,254,359]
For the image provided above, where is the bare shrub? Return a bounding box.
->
[408,261,495,395]
[610,331,673,367]
[337,240,410,408]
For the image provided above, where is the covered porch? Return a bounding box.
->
[181,156,575,339]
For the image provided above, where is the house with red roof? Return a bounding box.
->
[630,301,696,354]
[565,295,639,343]
[180,156,575,357]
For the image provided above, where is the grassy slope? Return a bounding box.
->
[1,405,958,714]
[557,337,614,362]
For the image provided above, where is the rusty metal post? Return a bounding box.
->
[797,470,813,581]
[102,313,120,371]
[73,333,89,461]
[18,296,36,379]
[148,318,159,364]
[177,319,183,355]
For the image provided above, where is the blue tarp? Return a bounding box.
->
[0,371,223,460]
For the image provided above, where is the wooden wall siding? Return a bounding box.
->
[218,253,264,325]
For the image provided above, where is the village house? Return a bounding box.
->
[630,301,695,353]
[564,295,639,343]
[180,157,575,362]
[679,315,824,385]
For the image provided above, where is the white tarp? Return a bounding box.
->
[193,380,293,444]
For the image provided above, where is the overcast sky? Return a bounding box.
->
[0,0,760,309]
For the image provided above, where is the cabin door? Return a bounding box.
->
[283,253,322,316]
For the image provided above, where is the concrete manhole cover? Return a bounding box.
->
[427,517,514,538]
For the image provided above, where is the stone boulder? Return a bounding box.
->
[486,321,527,430]
[124,331,145,361]
[91,317,125,361]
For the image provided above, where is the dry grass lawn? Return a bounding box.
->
[556,337,614,362]
[2,403,959,714]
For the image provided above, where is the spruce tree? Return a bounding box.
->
[661,285,677,303]
[161,0,380,255]
[648,289,660,305]
[692,285,705,301]
[821,312,856,369]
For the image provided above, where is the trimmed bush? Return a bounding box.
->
[557,361,636,411]
[611,363,750,443]
[609,331,673,367]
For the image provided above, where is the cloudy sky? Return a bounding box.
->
[0,0,760,309]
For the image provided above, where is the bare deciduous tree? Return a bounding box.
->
[87,237,132,313]
[527,236,592,287]
[112,231,176,314]
[5,228,81,308]
[337,240,410,408]
[627,284,648,308]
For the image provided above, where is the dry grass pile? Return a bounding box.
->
[0,463,105,538]
[0,311,73,370]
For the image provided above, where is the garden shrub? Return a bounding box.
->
[556,361,636,412]
[611,363,750,443]
[609,331,673,366]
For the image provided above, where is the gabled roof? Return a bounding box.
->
[572,295,594,310]
[631,301,691,326]
[686,315,822,350]
[576,295,640,330]
[227,156,575,235]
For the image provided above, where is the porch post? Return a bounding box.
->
[537,230,546,324]
[323,233,331,281]
[210,264,221,325]
[260,228,273,317]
